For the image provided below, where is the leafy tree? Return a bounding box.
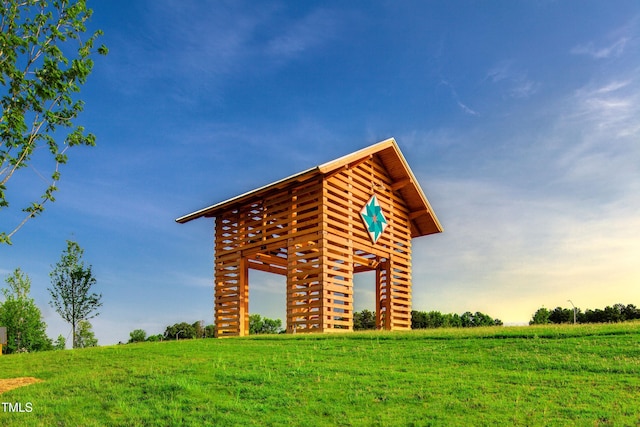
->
[0,0,108,244]
[603,304,624,323]
[530,307,551,325]
[460,311,473,327]
[467,311,498,327]
[249,314,283,334]
[421,311,445,328]
[53,334,66,350]
[442,313,462,328]
[532,303,640,325]
[411,310,427,329]
[204,324,215,338]
[623,304,639,320]
[192,320,205,338]
[585,308,603,323]
[164,322,196,340]
[75,319,97,348]
[128,329,146,343]
[412,310,501,329]
[0,268,52,353]
[48,240,102,348]
[353,309,376,330]
[549,307,573,324]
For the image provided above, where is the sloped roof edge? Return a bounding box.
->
[174,164,320,224]
[176,138,442,237]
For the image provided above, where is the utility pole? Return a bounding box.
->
[567,300,577,325]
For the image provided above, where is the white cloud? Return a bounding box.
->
[509,79,540,99]
[440,80,480,116]
[487,60,513,83]
[486,60,540,99]
[592,79,632,94]
[571,37,629,59]
[568,78,639,135]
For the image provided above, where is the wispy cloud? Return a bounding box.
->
[509,79,540,99]
[571,15,639,60]
[571,37,629,59]
[487,60,514,83]
[104,3,344,102]
[486,60,540,99]
[567,78,639,136]
[440,80,479,116]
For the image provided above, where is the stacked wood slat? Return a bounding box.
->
[211,143,426,336]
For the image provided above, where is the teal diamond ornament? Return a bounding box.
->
[360,194,388,244]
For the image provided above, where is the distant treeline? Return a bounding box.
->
[127,315,283,342]
[129,303,639,342]
[530,303,640,325]
[412,310,503,329]
[353,309,503,331]
[128,321,215,343]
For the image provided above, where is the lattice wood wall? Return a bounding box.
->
[213,154,414,337]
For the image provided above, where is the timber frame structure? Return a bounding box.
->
[176,138,442,337]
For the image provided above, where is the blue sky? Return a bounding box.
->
[2,1,639,345]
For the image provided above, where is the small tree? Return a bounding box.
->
[204,324,215,338]
[354,309,376,330]
[623,304,639,321]
[128,329,146,343]
[443,313,462,328]
[549,307,572,324]
[75,320,97,348]
[164,322,196,340]
[0,0,108,244]
[53,334,66,350]
[460,311,473,327]
[48,240,102,348]
[249,314,264,335]
[249,314,283,334]
[146,334,163,342]
[192,320,205,338]
[0,268,52,353]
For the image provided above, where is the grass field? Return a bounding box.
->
[1,323,639,426]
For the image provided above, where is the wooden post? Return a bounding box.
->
[239,255,249,336]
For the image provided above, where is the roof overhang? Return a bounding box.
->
[176,138,442,238]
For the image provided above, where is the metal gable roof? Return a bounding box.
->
[176,137,442,237]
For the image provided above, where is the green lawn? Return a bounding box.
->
[1,323,639,426]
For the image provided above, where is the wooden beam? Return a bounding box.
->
[250,252,288,267]
[354,265,375,273]
[246,260,288,276]
[353,254,379,269]
[408,210,424,220]
[391,178,412,191]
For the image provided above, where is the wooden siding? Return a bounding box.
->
[322,154,413,331]
[212,153,416,336]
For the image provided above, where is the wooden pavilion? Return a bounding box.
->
[176,138,442,337]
